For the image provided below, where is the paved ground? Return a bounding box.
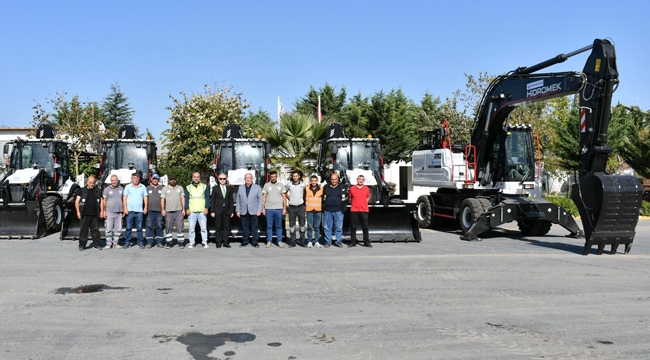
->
[1,219,649,360]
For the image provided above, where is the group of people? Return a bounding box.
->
[74,169,373,251]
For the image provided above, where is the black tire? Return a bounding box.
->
[459,198,483,235]
[517,220,552,236]
[416,196,434,229]
[43,196,63,233]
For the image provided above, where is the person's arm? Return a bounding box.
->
[143,188,148,214]
[256,187,263,215]
[180,190,186,216]
[184,187,190,211]
[161,191,166,217]
[203,185,210,215]
[101,192,107,217]
[262,188,267,215]
[75,195,82,220]
[366,186,371,204]
[123,188,129,216]
[235,187,242,217]
[281,189,287,216]
[210,186,216,217]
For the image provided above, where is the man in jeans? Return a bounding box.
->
[348,174,372,248]
[285,169,307,247]
[185,171,210,249]
[305,174,324,248]
[262,170,286,247]
[145,174,164,248]
[122,173,148,249]
[322,173,348,248]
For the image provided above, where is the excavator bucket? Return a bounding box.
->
[572,173,642,255]
[0,200,47,239]
[343,203,421,242]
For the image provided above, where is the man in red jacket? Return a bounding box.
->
[348,175,372,248]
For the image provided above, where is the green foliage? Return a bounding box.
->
[339,92,371,138]
[102,83,134,138]
[367,89,419,163]
[240,108,274,138]
[545,196,579,217]
[163,84,249,175]
[31,92,106,176]
[609,105,650,178]
[547,106,580,174]
[156,154,194,186]
[642,200,650,217]
[294,83,347,119]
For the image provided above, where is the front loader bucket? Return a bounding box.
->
[0,200,47,239]
[343,203,421,242]
[60,201,108,240]
[572,173,642,255]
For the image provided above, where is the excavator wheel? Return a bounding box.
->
[517,220,552,236]
[416,196,434,229]
[459,198,484,235]
[43,196,63,233]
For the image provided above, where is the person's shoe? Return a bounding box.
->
[138,245,145,249]
[239,243,249,248]
[113,244,123,249]
[187,244,194,249]
[315,242,323,248]
[223,243,231,248]
[348,242,357,248]
[216,244,222,248]
[278,242,285,248]
[266,242,272,248]
[78,246,85,251]
[123,243,131,249]
[179,243,185,249]
[103,245,112,250]
[307,242,313,248]
[335,243,343,248]
[364,242,373,248]
[324,243,331,248]
[145,244,152,249]
[157,243,164,248]
[95,245,103,250]
[203,243,209,249]
[288,243,296,248]
[252,244,260,248]
[165,242,171,249]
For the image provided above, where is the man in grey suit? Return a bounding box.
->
[236,173,263,248]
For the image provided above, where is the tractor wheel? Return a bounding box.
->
[416,196,434,229]
[459,198,483,235]
[517,220,552,236]
[43,196,63,233]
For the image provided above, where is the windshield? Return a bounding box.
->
[351,142,380,171]
[105,143,149,174]
[505,130,533,181]
[219,142,266,176]
[10,143,52,171]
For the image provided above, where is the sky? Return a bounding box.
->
[1,0,648,140]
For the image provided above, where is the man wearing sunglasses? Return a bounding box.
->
[210,173,235,248]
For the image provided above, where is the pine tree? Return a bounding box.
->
[102,83,134,137]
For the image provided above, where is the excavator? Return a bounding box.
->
[208,123,272,239]
[318,122,421,242]
[0,124,76,239]
[60,125,158,240]
[412,39,642,255]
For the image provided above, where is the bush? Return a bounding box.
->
[546,196,650,217]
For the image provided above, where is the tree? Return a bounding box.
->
[240,108,274,138]
[294,83,347,119]
[31,92,105,176]
[366,89,419,163]
[610,105,650,178]
[339,92,371,138]
[163,84,249,176]
[102,83,134,138]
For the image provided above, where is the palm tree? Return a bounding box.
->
[257,112,331,175]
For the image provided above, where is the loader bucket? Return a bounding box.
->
[572,173,642,255]
[0,200,47,239]
[343,203,421,242]
[59,201,108,240]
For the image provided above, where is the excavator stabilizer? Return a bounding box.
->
[0,200,47,239]
[343,203,421,242]
[572,173,642,255]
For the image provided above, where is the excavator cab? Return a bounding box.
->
[318,122,421,242]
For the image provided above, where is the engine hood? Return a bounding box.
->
[5,169,40,185]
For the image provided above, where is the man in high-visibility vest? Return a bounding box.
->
[305,174,324,248]
[184,171,210,249]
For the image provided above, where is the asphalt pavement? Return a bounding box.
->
[1,219,649,359]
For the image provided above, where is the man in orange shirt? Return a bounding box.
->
[348,175,372,248]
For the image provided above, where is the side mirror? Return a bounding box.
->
[48,143,56,154]
[97,143,104,154]
[441,127,449,137]
[146,144,152,156]
[265,143,271,156]
[2,144,8,155]
[210,144,217,156]
[331,144,338,154]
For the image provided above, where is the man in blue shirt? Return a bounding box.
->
[122,173,148,249]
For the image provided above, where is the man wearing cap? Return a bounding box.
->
[145,174,164,248]
[185,171,210,249]
[161,174,186,248]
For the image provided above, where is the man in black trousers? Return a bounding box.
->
[75,175,103,251]
[210,173,235,248]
